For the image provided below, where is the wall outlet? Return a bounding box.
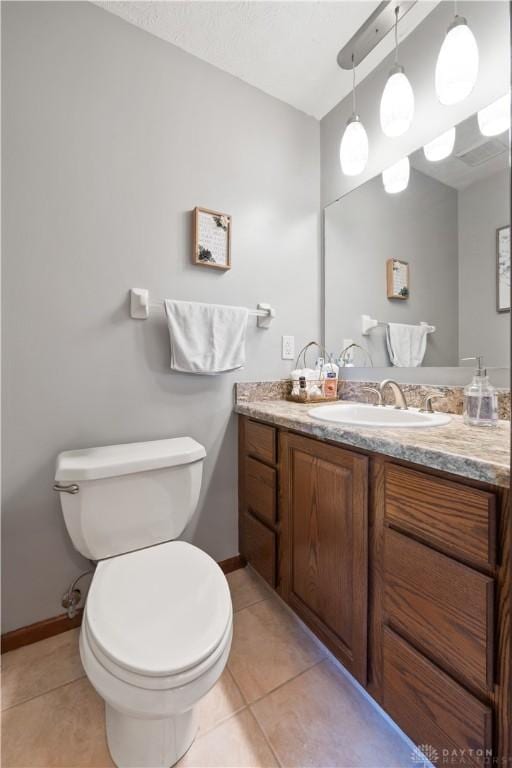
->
[282,335,295,360]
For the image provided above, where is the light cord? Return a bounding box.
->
[352,54,356,114]
[394,5,399,64]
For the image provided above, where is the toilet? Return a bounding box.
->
[54,437,233,768]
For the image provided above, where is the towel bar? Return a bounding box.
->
[361,314,435,336]
[130,289,276,329]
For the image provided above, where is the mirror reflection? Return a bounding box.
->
[325,104,510,370]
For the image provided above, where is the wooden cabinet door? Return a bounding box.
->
[280,433,368,683]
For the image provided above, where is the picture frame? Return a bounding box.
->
[496,225,510,313]
[386,258,409,300]
[192,207,231,270]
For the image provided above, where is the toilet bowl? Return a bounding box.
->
[54,437,232,767]
[80,541,232,767]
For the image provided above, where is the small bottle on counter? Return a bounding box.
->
[298,376,308,403]
[462,356,498,428]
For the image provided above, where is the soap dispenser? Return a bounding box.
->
[461,356,498,428]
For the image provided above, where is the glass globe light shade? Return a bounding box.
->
[339,115,369,176]
[380,65,415,138]
[423,127,456,162]
[478,93,511,137]
[382,157,410,194]
[435,18,479,106]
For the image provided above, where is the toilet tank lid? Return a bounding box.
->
[55,437,206,482]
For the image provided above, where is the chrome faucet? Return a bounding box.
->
[420,394,442,413]
[379,379,408,410]
[361,387,383,407]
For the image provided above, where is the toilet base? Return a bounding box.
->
[105,703,198,768]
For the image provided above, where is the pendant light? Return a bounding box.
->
[339,57,369,176]
[423,126,456,162]
[380,6,414,138]
[435,2,478,106]
[382,157,410,194]
[478,93,511,137]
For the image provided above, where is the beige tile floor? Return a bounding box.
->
[1,567,415,768]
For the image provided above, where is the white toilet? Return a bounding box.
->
[54,437,233,768]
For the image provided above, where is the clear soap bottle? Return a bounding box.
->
[461,356,498,428]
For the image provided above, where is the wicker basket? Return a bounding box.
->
[287,342,339,403]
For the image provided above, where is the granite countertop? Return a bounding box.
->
[234,399,510,488]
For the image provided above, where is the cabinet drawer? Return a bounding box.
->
[384,528,494,692]
[245,457,277,526]
[385,464,496,568]
[383,628,492,764]
[245,420,277,465]
[241,511,277,587]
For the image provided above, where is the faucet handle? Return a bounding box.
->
[361,387,383,407]
[420,394,443,414]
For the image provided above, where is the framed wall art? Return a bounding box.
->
[193,207,231,270]
[386,259,409,300]
[497,225,510,313]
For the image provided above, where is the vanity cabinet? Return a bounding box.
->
[238,418,279,587]
[238,415,511,766]
[280,433,368,684]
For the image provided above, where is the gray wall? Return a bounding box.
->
[321,2,510,207]
[459,168,510,368]
[2,2,320,631]
[324,169,459,367]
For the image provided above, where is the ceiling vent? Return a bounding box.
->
[455,137,508,167]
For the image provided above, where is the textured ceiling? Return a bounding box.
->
[95,1,438,119]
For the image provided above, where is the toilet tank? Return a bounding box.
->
[54,438,206,560]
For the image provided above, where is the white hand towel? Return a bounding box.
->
[386,323,428,367]
[164,300,249,375]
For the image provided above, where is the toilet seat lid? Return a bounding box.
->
[85,541,232,677]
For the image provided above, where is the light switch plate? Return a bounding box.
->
[282,335,295,360]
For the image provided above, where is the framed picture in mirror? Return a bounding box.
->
[193,207,231,270]
[387,259,409,300]
[497,225,510,313]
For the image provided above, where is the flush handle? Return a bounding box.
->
[53,482,79,494]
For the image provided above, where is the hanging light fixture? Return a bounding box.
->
[380,6,414,138]
[478,93,511,137]
[382,157,410,194]
[435,3,478,105]
[423,126,456,162]
[339,56,369,176]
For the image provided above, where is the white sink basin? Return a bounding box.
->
[308,403,451,429]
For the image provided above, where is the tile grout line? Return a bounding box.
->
[233,594,271,614]
[226,664,250,708]
[191,703,283,768]
[247,708,284,768]
[196,702,248,739]
[247,656,326,708]
[194,668,249,739]
[228,590,328,707]
[1,672,87,712]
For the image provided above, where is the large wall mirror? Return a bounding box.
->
[324,4,510,376]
